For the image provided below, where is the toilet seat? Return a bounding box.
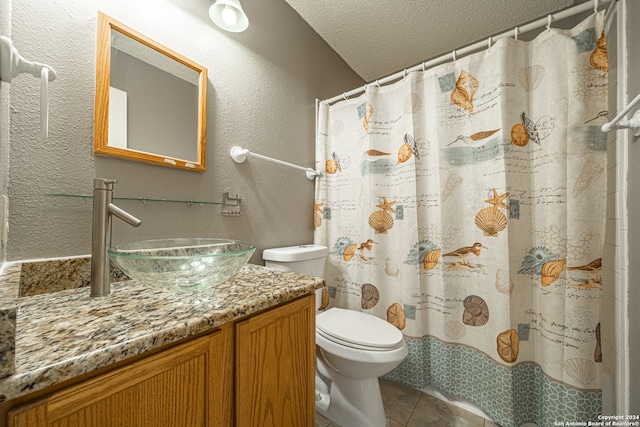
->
[316,308,404,351]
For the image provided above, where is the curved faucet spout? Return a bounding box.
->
[90,179,142,297]
[108,203,142,227]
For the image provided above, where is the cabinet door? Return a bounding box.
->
[8,329,233,427]
[235,295,315,427]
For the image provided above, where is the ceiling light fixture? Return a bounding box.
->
[209,0,249,33]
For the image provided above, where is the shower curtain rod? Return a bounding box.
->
[322,0,613,106]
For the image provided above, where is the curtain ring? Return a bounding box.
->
[342,92,348,101]
[546,14,552,32]
[376,80,381,88]
[403,69,408,78]
[487,36,492,50]
[422,62,426,72]
[452,49,457,63]
[514,26,519,41]
[594,0,599,13]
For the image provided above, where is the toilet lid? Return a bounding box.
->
[316,308,404,349]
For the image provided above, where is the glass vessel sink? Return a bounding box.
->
[108,238,255,291]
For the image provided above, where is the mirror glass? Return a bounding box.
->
[94,12,208,171]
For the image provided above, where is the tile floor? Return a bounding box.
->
[316,378,501,427]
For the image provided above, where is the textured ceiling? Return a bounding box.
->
[284,0,585,82]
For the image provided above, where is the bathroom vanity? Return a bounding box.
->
[0,263,320,427]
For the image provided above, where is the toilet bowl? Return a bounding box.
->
[263,244,408,427]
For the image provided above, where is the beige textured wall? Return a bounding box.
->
[6,0,363,263]
[0,2,10,266]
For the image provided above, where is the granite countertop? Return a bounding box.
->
[0,263,323,403]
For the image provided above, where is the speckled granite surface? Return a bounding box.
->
[18,256,128,297]
[0,307,16,378]
[0,263,323,403]
[0,264,19,379]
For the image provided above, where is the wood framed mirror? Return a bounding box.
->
[94,12,208,171]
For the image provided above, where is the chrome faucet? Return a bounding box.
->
[90,178,142,297]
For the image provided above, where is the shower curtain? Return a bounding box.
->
[314,12,607,427]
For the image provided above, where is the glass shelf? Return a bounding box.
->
[47,193,223,206]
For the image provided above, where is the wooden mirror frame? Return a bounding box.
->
[94,12,208,172]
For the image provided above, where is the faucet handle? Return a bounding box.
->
[93,178,117,190]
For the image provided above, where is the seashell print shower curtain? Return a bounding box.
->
[314,12,607,427]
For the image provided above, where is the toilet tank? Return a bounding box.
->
[263,244,328,277]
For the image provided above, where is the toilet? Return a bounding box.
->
[263,244,408,427]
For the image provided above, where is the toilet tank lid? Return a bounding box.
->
[263,244,329,262]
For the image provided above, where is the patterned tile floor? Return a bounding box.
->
[316,378,501,427]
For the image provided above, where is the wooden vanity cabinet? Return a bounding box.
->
[235,294,316,427]
[5,294,315,427]
[7,328,233,427]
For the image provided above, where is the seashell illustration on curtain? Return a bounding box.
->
[450,69,478,112]
[541,258,566,286]
[442,173,463,202]
[475,207,507,237]
[403,240,441,270]
[331,237,376,262]
[510,112,555,146]
[518,246,562,279]
[325,154,339,174]
[369,211,394,234]
[590,30,608,72]
[398,133,427,163]
[319,288,330,310]
[331,237,357,262]
[361,283,380,309]
[495,268,514,295]
[403,93,423,114]
[343,242,357,261]
[369,197,396,234]
[564,358,598,385]
[573,158,605,197]
[518,64,545,92]
[330,120,344,137]
[357,101,374,133]
[497,329,520,363]
[462,295,489,326]
[475,188,509,237]
[387,302,406,329]
[325,151,350,174]
[443,320,467,339]
[423,248,441,270]
[385,257,402,278]
[314,202,324,230]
